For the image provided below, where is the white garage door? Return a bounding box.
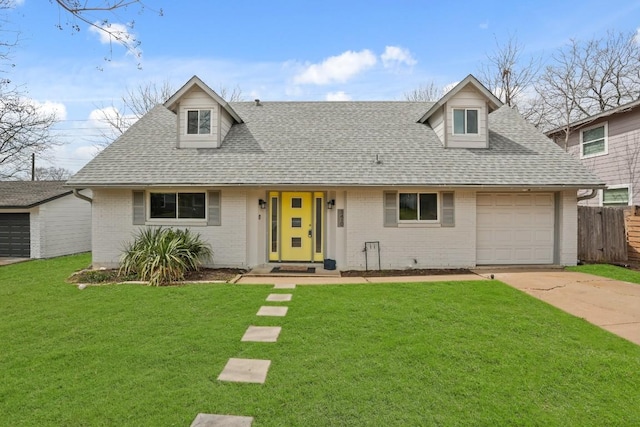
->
[477,193,555,265]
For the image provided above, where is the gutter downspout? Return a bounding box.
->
[73,188,93,203]
[577,189,598,202]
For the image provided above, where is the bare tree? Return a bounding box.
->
[218,85,244,103]
[94,81,244,147]
[33,166,73,180]
[52,0,163,66]
[403,81,443,102]
[478,34,541,110]
[93,80,172,147]
[535,31,640,142]
[0,91,58,179]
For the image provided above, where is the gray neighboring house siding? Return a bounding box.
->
[547,100,640,207]
[0,181,92,259]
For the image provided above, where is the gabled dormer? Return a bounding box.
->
[419,75,502,149]
[164,76,243,149]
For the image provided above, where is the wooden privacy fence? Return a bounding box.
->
[577,206,627,262]
[625,207,640,263]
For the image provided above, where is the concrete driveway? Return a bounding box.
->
[0,257,29,266]
[490,270,640,346]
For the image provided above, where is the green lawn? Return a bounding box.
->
[1,254,639,426]
[567,263,640,284]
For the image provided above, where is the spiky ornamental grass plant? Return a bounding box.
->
[120,227,212,286]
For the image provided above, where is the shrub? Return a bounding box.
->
[120,227,213,286]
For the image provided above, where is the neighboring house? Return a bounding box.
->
[0,181,92,258]
[67,75,602,270]
[546,99,640,207]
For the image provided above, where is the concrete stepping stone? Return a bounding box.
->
[274,283,296,289]
[218,358,271,384]
[257,306,288,316]
[241,326,281,342]
[190,413,253,427]
[266,293,292,302]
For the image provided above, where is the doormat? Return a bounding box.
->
[271,267,316,274]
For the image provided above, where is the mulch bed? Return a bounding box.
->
[340,268,472,277]
[182,268,246,282]
[69,267,246,284]
[71,266,473,284]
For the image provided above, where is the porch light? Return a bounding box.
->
[259,199,267,209]
[327,199,335,209]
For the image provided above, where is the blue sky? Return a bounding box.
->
[5,0,640,172]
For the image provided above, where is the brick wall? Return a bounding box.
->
[343,189,477,269]
[91,188,247,269]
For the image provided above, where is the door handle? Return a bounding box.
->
[308,229,312,238]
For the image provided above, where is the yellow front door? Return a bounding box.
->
[280,192,314,261]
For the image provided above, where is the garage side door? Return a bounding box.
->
[477,193,554,265]
[0,213,30,257]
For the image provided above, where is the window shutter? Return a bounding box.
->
[132,191,145,225]
[207,191,221,226]
[441,192,455,227]
[383,191,397,227]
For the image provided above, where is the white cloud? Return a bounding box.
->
[74,145,101,160]
[381,46,417,68]
[88,21,141,59]
[89,22,133,44]
[294,49,377,85]
[326,91,351,101]
[479,21,489,30]
[635,27,640,44]
[31,100,67,120]
[88,106,119,123]
[442,81,460,95]
[88,106,137,131]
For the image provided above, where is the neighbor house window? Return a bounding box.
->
[187,110,211,135]
[399,193,438,221]
[453,108,478,135]
[150,192,206,219]
[581,122,607,158]
[602,185,630,206]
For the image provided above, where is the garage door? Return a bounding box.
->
[477,193,554,265]
[0,213,30,257]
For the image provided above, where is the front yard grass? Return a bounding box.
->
[1,254,639,426]
[567,263,640,284]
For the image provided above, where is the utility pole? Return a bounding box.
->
[31,153,35,181]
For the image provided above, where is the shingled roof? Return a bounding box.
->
[67,101,602,188]
[0,181,71,208]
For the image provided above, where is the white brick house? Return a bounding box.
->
[67,75,602,270]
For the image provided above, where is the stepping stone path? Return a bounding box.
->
[266,293,292,302]
[190,413,254,427]
[256,306,288,316]
[218,358,271,384]
[202,282,297,424]
[241,326,281,342]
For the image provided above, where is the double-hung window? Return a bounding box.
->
[581,122,607,158]
[602,185,630,206]
[150,192,206,219]
[453,108,478,135]
[384,191,454,227]
[187,110,211,135]
[399,193,438,222]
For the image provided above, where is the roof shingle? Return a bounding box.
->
[0,181,71,208]
[67,101,602,188]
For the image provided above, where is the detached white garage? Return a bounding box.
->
[0,181,92,259]
[476,193,555,265]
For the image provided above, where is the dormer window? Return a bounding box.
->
[187,110,211,135]
[453,109,478,135]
